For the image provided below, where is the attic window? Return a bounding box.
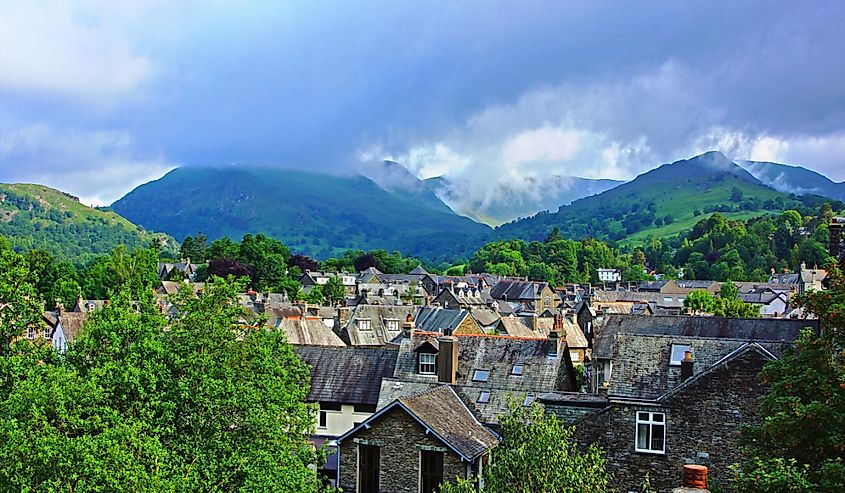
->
[523,393,535,407]
[511,364,524,376]
[358,319,372,331]
[663,296,673,303]
[472,369,490,382]
[478,390,491,404]
[669,343,691,366]
[384,319,399,332]
[419,353,436,375]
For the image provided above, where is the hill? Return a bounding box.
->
[496,151,817,244]
[741,160,845,201]
[111,167,493,261]
[0,183,167,264]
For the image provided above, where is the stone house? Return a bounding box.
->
[489,279,556,312]
[580,314,816,492]
[379,330,577,425]
[300,270,358,296]
[414,306,482,335]
[336,385,499,493]
[431,286,489,309]
[295,345,399,487]
[340,305,416,346]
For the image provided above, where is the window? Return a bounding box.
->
[420,450,444,493]
[635,412,666,454]
[353,403,377,413]
[570,351,581,362]
[523,393,535,407]
[472,369,490,382]
[358,444,380,493]
[511,364,524,376]
[43,327,51,338]
[318,410,327,429]
[663,296,673,303]
[27,327,35,340]
[419,353,436,375]
[477,390,491,404]
[358,319,372,331]
[669,343,691,366]
[544,296,551,308]
[385,319,399,332]
[677,297,685,303]
[595,360,611,389]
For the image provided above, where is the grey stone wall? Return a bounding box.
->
[576,350,769,493]
[338,407,470,493]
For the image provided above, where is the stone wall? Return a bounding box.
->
[575,350,769,492]
[338,406,470,493]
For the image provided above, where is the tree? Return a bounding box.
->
[206,257,253,283]
[440,400,610,493]
[305,284,326,305]
[354,252,377,272]
[684,290,714,314]
[713,281,760,318]
[323,276,346,305]
[734,262,845,492]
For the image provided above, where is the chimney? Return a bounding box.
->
[553,313,564,332]
[679,464,709,491]
[437,336,458,384]
[548,331,559,357]
[531,313,537,332]
[402,314,415,338]
[681,350,694,381]
[55,300,64,315]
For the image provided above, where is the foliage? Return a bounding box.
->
[683,290,715,314]
[323,276,346,305]
[730,458,814,493]
[305,284,326,304]
[0,274,327,491]
[735,262,845,492]
[712,281,760,318]
[440,400,610,493]
[79,245,161,300]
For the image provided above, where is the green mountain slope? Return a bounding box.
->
[741,160,845,201]
[111,167,492,261]
[0,183,165,264]
[496,151,814,244]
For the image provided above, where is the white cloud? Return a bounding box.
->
[0,1,155,103]
[0,124,175,206]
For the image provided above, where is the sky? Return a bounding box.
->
[0,0,844,206]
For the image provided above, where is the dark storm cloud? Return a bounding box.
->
[0,0,843,205]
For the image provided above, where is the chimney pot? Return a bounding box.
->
[682,464,708,490]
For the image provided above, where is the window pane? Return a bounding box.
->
[670,344,691,365]
[637,423,649,450]
[652,413,664,422]
[473,369,489,382]
[651,424,665,451]
[637,412,648,421]
[511,365,523,375]
[478,391,490,404]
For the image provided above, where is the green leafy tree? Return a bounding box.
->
[684,290,715,314]
[713,281,760,318]
[323,276,346,305]
[734,262,845,492]
[440,400,610,493]
[305,284,326,304]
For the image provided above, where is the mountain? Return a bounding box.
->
[359,160,455,214]
[423,174,623,226]
[0,183,168,264]
[111,167,492,261]
[740,160,845,201]
[496,151,811,244]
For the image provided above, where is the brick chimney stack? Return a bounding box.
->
[437,336,458,384]
[681,350,694,381]
[402,314,415,338]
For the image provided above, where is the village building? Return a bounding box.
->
[579,314,816,492]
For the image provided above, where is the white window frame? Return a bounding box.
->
[418,353,436,375]
[635,411,666,454]
[669,343,691,366]
[358,319,372,331]
[384,319,399,332]
[27,327,35,340]
[472,369,490,382]
[477,390,491,404]
[662,296,673,303]
[511,364,524,376]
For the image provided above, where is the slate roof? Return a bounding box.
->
[469,308,501,329]
[638,281,668,291]
[342,304,415,346]
[489,280,546,301]
[769,273,800,286]
[414,306,473,333]
[593,314,817,400]
[409,265,429,275]
[295,346,399,405]
[341,385,499,461]
[56,312,87,343]
[390,332,576,424]
[496,316,551,338]
[275,318,346,346]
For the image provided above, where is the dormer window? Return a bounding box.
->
[384,319,399,332]
[358,319,372,331]
[669,343,691,366]
[511,364,524,376]
[419,353,436,375]
[472,369,490,382]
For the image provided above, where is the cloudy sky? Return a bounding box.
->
[1,0,843,205]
